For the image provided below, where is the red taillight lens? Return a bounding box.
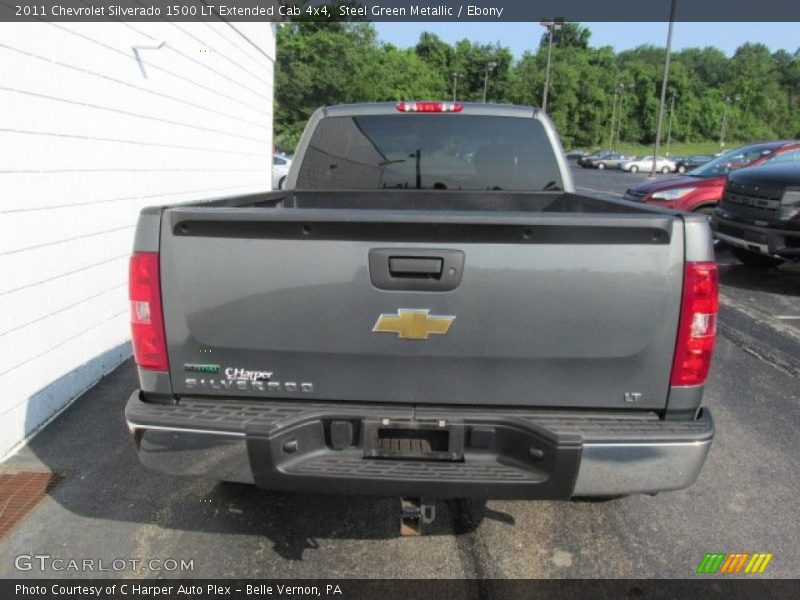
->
[670,261,719,386]
[129,252,169,371]
[396,101,463,113]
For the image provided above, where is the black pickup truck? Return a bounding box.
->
[125,102,717,509]
[711,162,800,267]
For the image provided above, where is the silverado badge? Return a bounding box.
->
[372,309,455,340]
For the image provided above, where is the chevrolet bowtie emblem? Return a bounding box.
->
[372,309,456,340]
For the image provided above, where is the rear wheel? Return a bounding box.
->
[678,165,687,173]
[597,162,606,170]
[661,165,671,174]
[572,495,627,503]
[629,165,639,173]
[731,247,785,268]
[693,205,716,218]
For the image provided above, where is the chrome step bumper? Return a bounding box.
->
[126,392,713,498]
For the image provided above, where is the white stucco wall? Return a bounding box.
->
[0,21,276,459]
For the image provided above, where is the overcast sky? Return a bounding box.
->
[374,22,800,57]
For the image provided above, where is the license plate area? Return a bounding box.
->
[363,420,464,461]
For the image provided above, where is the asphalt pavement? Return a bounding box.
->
[1,165,799,579]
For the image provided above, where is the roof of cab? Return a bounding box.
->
[321,102,539,119]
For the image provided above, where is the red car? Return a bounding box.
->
[624,141,800,215]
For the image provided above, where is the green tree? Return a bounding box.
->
[274,22,800,152]
[539,22,591,50]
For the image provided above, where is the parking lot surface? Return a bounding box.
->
[2,165,799,579]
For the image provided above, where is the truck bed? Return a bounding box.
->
[181,188,661,214]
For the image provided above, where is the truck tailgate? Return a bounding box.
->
[159,207,683,410]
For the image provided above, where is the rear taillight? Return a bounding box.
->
[129,252,169,371]
[670,261,719,386]
[396,101,463,113]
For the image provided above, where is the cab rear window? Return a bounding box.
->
[296,115,564,192]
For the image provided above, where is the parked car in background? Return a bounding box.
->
[675,155,713,173]
[577,149,613,167]
[565,149,588,160]
[624,141,800,215]
[711,162,800,267]
[272,153,292,189]
[619,156,676,174]
[584,152,630,170]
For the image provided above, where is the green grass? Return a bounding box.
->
[588,141,741,158]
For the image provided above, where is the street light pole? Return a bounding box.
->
[542,25,554,112]
[650,0,677,178]
[482,61,497,103]
[540,19,563,113]
[451,72,462,102]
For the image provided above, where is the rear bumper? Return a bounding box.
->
[711,213,800,259]
[125,392,714,499]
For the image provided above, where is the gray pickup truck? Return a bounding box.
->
[126,102,718,505]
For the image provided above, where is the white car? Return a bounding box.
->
[619,156,676,174]
[272,154,292,189]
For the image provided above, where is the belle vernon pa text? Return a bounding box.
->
[17,583,344,597]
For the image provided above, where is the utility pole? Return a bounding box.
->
[650,0,677,178]
[451,72,462,102]
[482,61,497,103]
[608,85,619,150]
[666,93,676,156]
[719,95,740,147]
[719,98,728,147]
[615,83,627,150]
[540,18,563,113]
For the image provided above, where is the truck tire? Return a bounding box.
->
[693,205,715,219]
[572,495,627,503]
[731,247,785,268]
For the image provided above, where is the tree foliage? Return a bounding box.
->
[274,22,800,151]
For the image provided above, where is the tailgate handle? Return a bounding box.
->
[389,257,443,278]
[369,249,465,292]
